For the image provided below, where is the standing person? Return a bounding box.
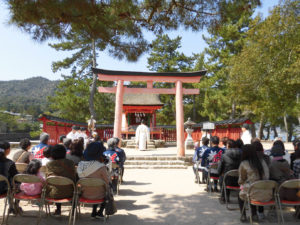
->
[241,124,252,145]
[45,144,76,216]
[135,120,150,151]
[77,142,109,219]
[58,135,66,145]
[31,133,49,156]
[0,141,19,214]
[66,125,79,141]
[12,138,33,164]
[78,127,88,147]
[221,137,229,150]
[113,137,126,183]
[238,144,272,222]
[193,137,209,183]
[217,139,242,204]
[201,136,224,192]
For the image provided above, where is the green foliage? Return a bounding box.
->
[147,34,196,124]
[48,75,115,123]
[0,77,57,117]
[229,0,300,126]
[195,2,257,121]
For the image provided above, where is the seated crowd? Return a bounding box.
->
[0,129,126,219]
[193,130,300,223]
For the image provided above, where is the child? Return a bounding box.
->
[20,159,44,196]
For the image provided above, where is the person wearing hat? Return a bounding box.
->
[77,142,109,219]
[66,125,80,141]
[241,123,252,145]
[31,132,49,156]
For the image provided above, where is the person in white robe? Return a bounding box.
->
[241,123,252,144]
[66,125,80,141]
[135,120,150,151]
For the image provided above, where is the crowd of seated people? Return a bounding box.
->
[0,131,126,220]
[193,131,300,223]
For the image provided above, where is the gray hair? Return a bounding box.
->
[40,132,49,144]
[107,138,117,149]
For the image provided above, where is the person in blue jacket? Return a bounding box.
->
[192,137,209,183]
[103,138,121,193]
[113,137,126,183]
[201,136,224,192]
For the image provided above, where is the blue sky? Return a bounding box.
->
[0,0,279,81]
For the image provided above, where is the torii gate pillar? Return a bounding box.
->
[113,80,124,138]
[176,80,185,156]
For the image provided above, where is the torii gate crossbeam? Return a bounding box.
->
[92,68,206,157]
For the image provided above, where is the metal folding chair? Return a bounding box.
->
[222,169,240,210]
[0,175,11,225]
[206,163,219,193]
[276,179,300,224]
[243,180,280,225]
[15,163,28,173]
[11,174,44,225]
[73,178,107,225]
[42,176,76,225]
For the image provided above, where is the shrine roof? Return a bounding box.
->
[123,93,163,106]
[92,68,206,77]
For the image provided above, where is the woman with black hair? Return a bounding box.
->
[0,141,19,214]
[238,144,272,222]
[20,159,44,196]
[66,140,84,165]
[46,144,76,216]
[12,138,33,164]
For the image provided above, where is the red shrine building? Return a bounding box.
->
[121,93,163,139]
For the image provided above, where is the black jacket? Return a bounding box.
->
[0,158,18,194]
[217,148,241,175]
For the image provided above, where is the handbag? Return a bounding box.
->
[105,188,117,215]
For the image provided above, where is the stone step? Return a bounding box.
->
[124,165,188,169]
[124,160,187,166]
[126,145,156,149]
[126,156,192,162]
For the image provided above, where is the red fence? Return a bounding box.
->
[40,116,242,144]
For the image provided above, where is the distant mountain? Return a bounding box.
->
[0,77,59,117]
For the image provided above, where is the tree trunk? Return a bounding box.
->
[266,126,270,140]
[192,95,196,121]
[230,101,236,119]
[89,39,97,119]
[283,113,288,142]
[272,126,278,138]
[250,123,256,138]
[258,115,265,140]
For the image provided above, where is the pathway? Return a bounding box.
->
[1,168,298,225]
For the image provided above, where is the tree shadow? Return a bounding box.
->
[122,180,151,186]
[116,199,149,211]
[119,189,152,196]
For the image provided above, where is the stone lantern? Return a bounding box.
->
[184,117,196,149]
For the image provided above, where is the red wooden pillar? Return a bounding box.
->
[176,80,185,157]
[113,80,124,138]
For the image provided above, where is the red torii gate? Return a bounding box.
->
[92,68,206,157]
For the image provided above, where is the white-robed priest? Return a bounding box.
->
[135,120,150,151]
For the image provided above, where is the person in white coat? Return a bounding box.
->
[66,125,79,141]
[241,123,252,145]
[135,120,150,151]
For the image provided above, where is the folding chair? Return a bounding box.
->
[11,174,44,225]
[42,176,76,225]
[73,178,107,225]
[15,163,28,173]
[222,169,240,210]
[111,163,120,195]
[206,163,219,193]
[276,179,300,224]
[194,161,201,184]
[0,175,11,225]
[243,180,280,225]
